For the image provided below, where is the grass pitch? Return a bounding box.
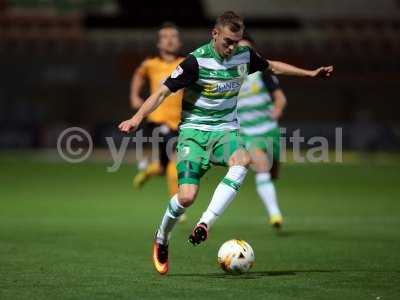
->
[1,155,400,299]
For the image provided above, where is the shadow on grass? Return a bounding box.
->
[169,269,400,279]
[169,269,338,279]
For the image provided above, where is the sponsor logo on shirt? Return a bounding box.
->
[216,80,242,93]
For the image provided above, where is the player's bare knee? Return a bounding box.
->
[178,193,196,207]
[253,157,269,173]
[250,149,269,172]
[178,187,198,207]
[229,150,251,167]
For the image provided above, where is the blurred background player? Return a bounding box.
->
[130,23,186,221]
[237,34,287,230]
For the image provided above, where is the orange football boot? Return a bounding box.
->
[152,240,169,275]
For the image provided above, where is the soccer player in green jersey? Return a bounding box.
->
[237,34,287,230]
[119,11,333,275]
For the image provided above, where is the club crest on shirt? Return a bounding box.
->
[171,65,183,78]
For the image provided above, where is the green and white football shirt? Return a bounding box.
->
[164,41,269,131]
[237,72,280,136]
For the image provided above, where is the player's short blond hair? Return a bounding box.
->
[215,11,244,33]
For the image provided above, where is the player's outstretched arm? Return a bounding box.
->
[119,84,171,133]
[267,60,333,78]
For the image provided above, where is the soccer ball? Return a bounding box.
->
[217,239,255,274]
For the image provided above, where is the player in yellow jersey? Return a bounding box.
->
[130,23,186,220]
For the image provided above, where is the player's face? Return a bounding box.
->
[157,27,181,55]
[212,26,243,59]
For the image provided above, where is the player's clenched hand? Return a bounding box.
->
[118,116,142,133]
[310,66,333,78]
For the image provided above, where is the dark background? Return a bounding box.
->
[0,0,399,150]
